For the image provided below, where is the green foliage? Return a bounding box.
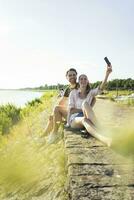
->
[106,78,134,90]
[105,90,134,106]
[0,91,57,135]
[26,98,42,107]
[28,78,134,91]
[127,99,134,106]
[117,99,134,106]
[0,104,21,135]
[0,90,67,200]
[21,90,57,117]
[106,90,133,98]
[91,81,101,88]
[0,112,12,134]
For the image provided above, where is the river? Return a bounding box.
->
[0,90,44,107]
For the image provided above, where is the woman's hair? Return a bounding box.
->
[78,74,91,95]
[66,68,77,76]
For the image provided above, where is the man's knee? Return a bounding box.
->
[54,105,66,115]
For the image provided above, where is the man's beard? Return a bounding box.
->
[70,78,76,84]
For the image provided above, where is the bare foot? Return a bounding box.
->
[82,118,112,147]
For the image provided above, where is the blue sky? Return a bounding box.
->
[0,0,134,89]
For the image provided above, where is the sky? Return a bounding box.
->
[0,0,134,89]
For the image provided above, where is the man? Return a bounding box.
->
[43,68,78,143]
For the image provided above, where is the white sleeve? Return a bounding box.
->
[90,86,102,96]
[68,90,75,108]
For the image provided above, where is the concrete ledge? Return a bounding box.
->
[64,130,134,200]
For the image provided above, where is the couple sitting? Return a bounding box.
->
[43,65,112,146]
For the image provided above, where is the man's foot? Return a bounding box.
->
[47,132,59,144]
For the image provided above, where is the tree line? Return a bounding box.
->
[33,78,134,91]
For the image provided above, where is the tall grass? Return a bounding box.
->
[0,90,67,200]
[0,104,21,135]
[95,99,134,157]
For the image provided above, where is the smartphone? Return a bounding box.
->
[104,57,111,66]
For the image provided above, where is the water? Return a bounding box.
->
[0,90,44,107]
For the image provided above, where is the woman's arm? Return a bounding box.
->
[100,65,112,90]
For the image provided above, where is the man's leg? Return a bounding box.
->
[43,115,54,136]
[44,104,67,136]
[52,105,67,133]
[47,105,67,144]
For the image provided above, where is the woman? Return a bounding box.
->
[68,65,112,146]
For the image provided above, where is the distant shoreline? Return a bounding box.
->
[0,89,47,92]
[0,90,45,107]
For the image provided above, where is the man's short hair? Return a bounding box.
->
[66,68,77,76]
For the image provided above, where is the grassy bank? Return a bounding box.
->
[0,90,67,200]
[105,90,133,98]
[105,90,134,106]
[0,90,57,135]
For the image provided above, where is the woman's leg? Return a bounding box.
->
[82,101,99,128]
[82,118,112,147]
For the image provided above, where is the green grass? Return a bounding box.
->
[110,119,134,157]
[0,90,67,200]
[104,90,134,106]
[0,104,21,135]
[105,90,133,98]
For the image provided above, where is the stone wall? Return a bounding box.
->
[64,130,134,200]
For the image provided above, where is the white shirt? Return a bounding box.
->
[68,87,101,109]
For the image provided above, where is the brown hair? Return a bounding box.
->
[66,68,77,76]
[78,74,91,95]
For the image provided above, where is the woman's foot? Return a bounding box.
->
[103,137,112,147]
[82,118,112,147]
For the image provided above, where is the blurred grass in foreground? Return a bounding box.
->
[0,91,67,200]
[110,119,134,157]
[95,99,134,158]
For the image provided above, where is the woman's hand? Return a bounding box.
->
[100,65,112,90]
